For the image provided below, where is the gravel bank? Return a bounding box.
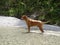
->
[0,27,60,45]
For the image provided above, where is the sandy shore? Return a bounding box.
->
[0,26,60,45]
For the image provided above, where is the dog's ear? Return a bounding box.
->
[22,15,27,18]
[21,15,27,20]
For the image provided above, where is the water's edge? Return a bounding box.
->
[0,16,60,31]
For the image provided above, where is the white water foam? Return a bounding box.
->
[30,30,60,36]
[44,30,60,36]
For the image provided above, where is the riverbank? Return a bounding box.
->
[0,27,60,45]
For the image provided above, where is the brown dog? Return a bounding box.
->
[21,15,44,33]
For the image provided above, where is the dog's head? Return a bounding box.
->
[21,15,27,20]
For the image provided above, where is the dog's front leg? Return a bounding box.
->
[27,26,30,33]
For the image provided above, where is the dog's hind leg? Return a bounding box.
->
[38,26,44,33]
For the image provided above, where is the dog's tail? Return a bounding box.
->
[42,21,50,24]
